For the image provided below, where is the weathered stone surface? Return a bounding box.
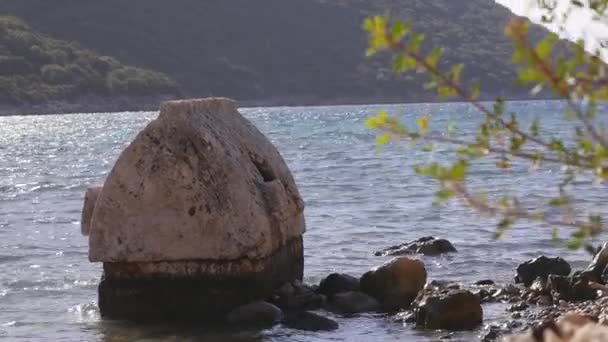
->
[225,301,283,328]
[375,236,457,257]
[330,291,380,314]
[283,311,339,331]
[317,273,359,297]
[88,98,305,262]
[413,289,483,331]
[84,98,306,321]
[360,257,427,311]
[81,186,102,236]
[515,256,571,287]
[98,236,303,321]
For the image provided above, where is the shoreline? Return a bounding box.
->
[0,94,557,117]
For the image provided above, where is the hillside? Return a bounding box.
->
[0,1,551,111]
[0,16,179,114]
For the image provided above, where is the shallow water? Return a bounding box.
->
[0,101,606,341]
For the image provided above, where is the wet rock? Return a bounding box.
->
[509,302,529,312]
[413,289,483,331]
[375,236,457,257]
[515,256,571,287]
[481,325,502,342]
[530,277,549,294]
[475,279,495,286]
[360,257,427,311]
[272,280,325,312]
[86,98,306,321]
[548,274,597,302]
[225,301,283,328]
[584,242,608,283]
[317,273,359,297]
[330,291,380,315]
[283,311,339,331]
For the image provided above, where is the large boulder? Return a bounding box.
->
[360,257,427,311]
[413,289,483,331]
[515,256,571,287]
[83,98,306,321]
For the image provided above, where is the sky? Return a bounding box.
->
[495,0,608,52]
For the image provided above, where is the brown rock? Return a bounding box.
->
[360,257,427,310]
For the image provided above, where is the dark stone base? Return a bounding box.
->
[98,236,303,322]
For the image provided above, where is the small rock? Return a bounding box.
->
[273,280,325,312]
[481,325,501,342]
[537,295,553,306]
[413,289,483,331]
[360,257,427,311]
[330,291,380,314]
[225,301,283,328]
[548,274,597,302]
[375,236,457,257]
[318,273,359,297]
[509,302,529,312]
[475,279,496,286]
[584,242,608,282]
[283,311,339,332]
[515,256,571,287]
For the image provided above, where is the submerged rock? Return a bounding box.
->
[225,301,283,328]
[375,236,457,257]
[360,257,427,311]
[330,291,380,315]
[413,289,483,331]
[317,273,359,297]
[515,256,571,287]
[283,311,339,331]
[83,98,306,321]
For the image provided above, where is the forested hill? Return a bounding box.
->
[0,16,179,114]
[0,0,550,111]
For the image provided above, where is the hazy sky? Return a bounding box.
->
[495,0,608,48]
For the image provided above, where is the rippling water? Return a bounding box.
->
[0,101,606,341]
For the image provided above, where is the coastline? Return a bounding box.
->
[0,93,556,117]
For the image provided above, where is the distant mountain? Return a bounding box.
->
[0,1,552,112]
[0,16,179,114]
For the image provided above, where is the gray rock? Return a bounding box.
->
[360,257,427,311]
[283,311,339,331]
[330,291,380,314]
[515,256,571,287]
[318,273,359,297]
[225,301,283,328]
[375,236,457,257]
[585,242,608,282]
[413,289,483,331]
[85,98,306,321]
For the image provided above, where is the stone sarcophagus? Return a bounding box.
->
[81,98,305,321]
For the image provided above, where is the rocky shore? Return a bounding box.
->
[80,97,607,341]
